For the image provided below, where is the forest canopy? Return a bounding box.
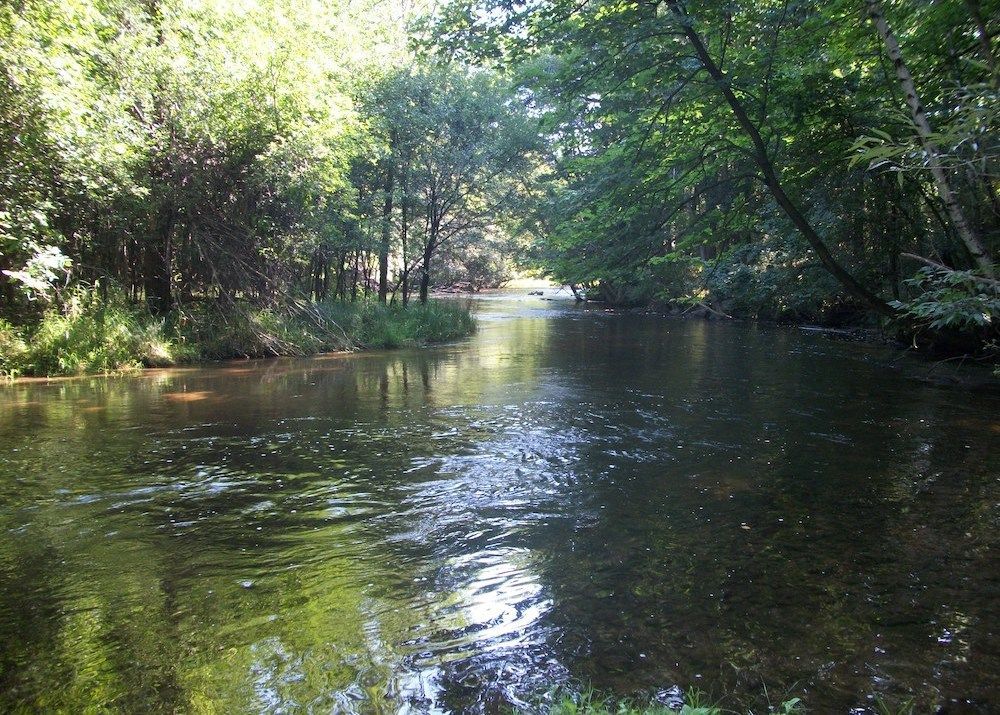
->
[1,0,998,375]
[431,0,998,333]
[0,0,537,314]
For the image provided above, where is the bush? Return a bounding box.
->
[705,240,845,321]
[0,290,476,377]
[891,266,999,333]
[0,319,29,377]
[0,289,188,377]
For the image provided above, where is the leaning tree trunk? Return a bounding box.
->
[667,0,896,315]
[867,0,994,277]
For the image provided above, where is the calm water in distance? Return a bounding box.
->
[0,295,997,713]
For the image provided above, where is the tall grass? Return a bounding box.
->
[316,299,476,349]
[0,290,476,378]
[0,290,193,377]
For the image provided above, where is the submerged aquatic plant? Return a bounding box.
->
[539,686,803,715]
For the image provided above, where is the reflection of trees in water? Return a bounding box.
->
[0,311,563,711]
[0,314,997,711]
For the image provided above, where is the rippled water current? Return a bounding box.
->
[0,296,997,713]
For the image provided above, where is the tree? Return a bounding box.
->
[358,66,538,304]
[866,0,993,277]
[428,0,998,326]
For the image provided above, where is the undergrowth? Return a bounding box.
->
[0,289,475,377]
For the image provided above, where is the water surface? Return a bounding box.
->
[0,297,997,712]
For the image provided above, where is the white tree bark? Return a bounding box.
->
[866,0,994,277]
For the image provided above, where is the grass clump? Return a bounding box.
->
[317,299,476,349]
[546,688,720,715]
[0,289,475,377]
[0,290,193,378]
[176,302,341,360]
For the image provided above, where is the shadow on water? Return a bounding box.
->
[0,297,996,712]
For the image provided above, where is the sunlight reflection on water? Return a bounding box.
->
[0,295,997,712]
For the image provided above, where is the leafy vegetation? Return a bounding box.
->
[0,294,474,377]
[3,0,997,368]
[428,0,998,351]
[891,267,1000,331]
[0,0,529,377]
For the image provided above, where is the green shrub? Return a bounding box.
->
[0,289,196,377]
[891,266,999,333]
[0,319,29,377]
[1,290,476,377]
[27,293,140,375]
[705,239,844,321]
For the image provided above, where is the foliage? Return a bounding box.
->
[0,287,475,378]
[351,65,540,303]
[705,238,847,321]
[0,319,28,375]
[0,0,529,363]
[316,299,477,349]
[890,267,1000,332]
[2,242,72,302]
[0,288,188,377]
[428,0,999,343]
[546,689,714,715]
[435,227,520,290]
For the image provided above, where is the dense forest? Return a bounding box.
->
[432,0,999,332]
[1,0,998,376]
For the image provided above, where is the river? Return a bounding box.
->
[0,295,996,712]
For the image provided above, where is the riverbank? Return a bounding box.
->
[0,295,475,378]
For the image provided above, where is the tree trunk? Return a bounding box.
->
[350,251,359,301]
[144,200,173,314]
[378,143,396,304]
[144,0,175,315]
[400,165,410,306]
[667,0,896,315]
[419,239,434,304]
[334,251,347,300]
[867,0,994,277]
